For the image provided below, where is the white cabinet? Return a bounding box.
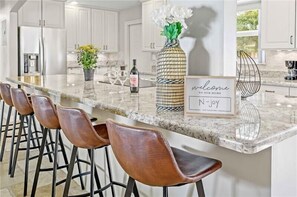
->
[65,6,77,51]
[261,0,296,49]
[261,85,297,97]
[142,0,165,51]
[65,6,91,51]
[18,0,64,28]
[43,0,65,28]
[91,10,118,52]
[77,7,91,46]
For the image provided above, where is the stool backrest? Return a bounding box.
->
[0,83,13,106]
[106,119,187,186]
[56,105,109,149]
[10,88,33,115]
[31,95,60,129]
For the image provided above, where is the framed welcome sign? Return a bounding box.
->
[184,76,236,117]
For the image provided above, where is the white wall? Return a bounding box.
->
[170,0,237,76]
[0,0,20,82]
[118,5,142,59]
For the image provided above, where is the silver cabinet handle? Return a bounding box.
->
[43,20,45,27]
[153,43,155,49]
[265,90,275,93]
[106,45,108,50]
[39,20,41,26]
[290,35,294,45]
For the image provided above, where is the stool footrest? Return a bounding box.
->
[39,164,68,172]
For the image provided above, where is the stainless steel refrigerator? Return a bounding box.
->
[18,26,67,76]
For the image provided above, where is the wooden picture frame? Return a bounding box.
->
[184,76,237,117]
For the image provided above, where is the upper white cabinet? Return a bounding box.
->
[92,10,118,52]
[65,6,91,51]
[77,7,91,46]
[18,0,65,28]
[142,0,165,51]
[261,0,296,49]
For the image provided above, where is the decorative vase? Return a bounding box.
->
[83,68,95,81]
[156,39,186,112]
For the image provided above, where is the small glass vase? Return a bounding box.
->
[83,68,95,81]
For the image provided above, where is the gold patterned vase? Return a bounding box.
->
[156,39,186,112]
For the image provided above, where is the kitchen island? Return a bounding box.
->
[7,74,297,197]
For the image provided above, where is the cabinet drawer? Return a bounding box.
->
[261,85,289,95]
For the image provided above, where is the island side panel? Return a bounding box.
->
[272,134,297,197]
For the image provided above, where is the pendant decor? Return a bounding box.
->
[156,39,186,111]
[152,4,192,112]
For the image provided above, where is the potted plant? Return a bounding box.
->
[77,45,99,81]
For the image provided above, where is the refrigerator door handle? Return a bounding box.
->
[40,36,45,76]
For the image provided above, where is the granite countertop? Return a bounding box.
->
[7,75,297,154]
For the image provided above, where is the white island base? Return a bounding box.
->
[58,100,297,197]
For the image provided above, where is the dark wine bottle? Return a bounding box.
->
[130,59,139,93]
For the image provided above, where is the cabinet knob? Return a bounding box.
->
[290,35,294,45]
[265,90,275,93]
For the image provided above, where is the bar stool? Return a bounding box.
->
[0,84,5,141]
[0,83,29,175]
[9,87,44,196]
[56,105,139,197]
[106,119,222,197]
[30,95,85,197]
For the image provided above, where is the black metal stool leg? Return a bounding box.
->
[76,152,85,190]
[124,176,136,197]
[32,116,41,149]
[0,106,12,161]
[90,148,95,197]
[51,129,60,197]
[8,109,18,174]
[25,115,36,148]
[105,147,116,197]
[31,128,49,197]
[24,115,33,196]
[63,146,78,197]
[40,125,53,163]
[163,186,168,197]
[196,180,205,197]
[88,149,104,197]
[0,101,5,142]
[10,115,24,177]
[58,131,68,166]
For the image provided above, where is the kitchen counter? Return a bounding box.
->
[7,74,297,154]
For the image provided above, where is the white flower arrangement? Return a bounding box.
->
[152,4,192,42]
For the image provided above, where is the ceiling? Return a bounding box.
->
[66,0,141,11]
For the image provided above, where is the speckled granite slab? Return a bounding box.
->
[7,75,297,154]
[262,77,297,88]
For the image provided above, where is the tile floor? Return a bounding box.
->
[0,135,86,197]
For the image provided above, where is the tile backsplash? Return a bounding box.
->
[262,50,297,72]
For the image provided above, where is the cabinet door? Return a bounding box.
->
[142,0,154,51]
[104,11,118,52]
[43,0,65,28]
[153,0,165,51]
[77,7,91,47]
[65,6,77,51]
[18,1,41,27]
[91,9,105,50]
[261,0,296,49]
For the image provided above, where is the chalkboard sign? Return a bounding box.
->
[184,76,236,117]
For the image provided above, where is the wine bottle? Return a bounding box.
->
[130,59,139,93]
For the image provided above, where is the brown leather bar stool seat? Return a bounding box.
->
[9,87,44,196]
[57,105,139,197]
[30,95,85,197]
[106,119,222,197]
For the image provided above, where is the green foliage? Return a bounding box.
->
[77,45,99,70]
[161,22,182,41]
[237,36,258,58]
[237,10,259,31]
